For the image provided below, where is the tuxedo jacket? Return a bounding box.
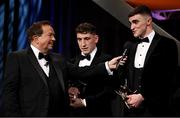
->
[122,33,178,116]
[2,47,70,116]
[69,49,116,116]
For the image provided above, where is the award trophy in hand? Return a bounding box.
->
[68,80,87,103]
[115,79,132,109]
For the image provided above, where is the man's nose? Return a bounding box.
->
[131,24,135,30]
[52,37,55,41]
[81,40,86,46]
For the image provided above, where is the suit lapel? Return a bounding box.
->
[131,43,138,66]
[91,49,101,65]
[129,42,138,88]
[75,56,81,66]
[144,33,160,66]
[27,48,49,87]
[50,58,65,92]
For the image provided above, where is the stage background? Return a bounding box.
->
[0,0,180,114]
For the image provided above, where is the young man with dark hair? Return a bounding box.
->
[68,22,119,116]
[119,5,178,116]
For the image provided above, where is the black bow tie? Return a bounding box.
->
[38,52,50,61]
[80,54,91,61]
[137,37,149,43]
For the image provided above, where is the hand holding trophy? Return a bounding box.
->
[115,79,132,109]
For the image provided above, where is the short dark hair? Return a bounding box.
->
[75,22,96,34]
[27,20,52,42]
[128,5,152,18]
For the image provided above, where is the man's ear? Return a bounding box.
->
[32,35,39,44]
[95,35,99,43]
[147,17,152,26]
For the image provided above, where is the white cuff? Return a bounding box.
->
[81,99,87,107]
[105,61,113,75]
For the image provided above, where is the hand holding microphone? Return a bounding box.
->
[107,42,129,70]
[116,49,128,69]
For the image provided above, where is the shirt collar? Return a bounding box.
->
[30,44,41,60]
[145,30,155,44]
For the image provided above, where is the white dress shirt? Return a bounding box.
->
[31,45,50,77]
[78,47,97,67]
[134,31,155,68]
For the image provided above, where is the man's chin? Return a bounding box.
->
[133,34,139,38]
[133,33,139,38]
[48,45,53,49]
[82,52,89,55]
[47,47,53,51]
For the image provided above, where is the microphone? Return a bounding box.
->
[116,48,128,69]
[122,49,128,58]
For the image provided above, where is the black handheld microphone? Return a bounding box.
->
[116,49,128,69]
[122,49,128,58]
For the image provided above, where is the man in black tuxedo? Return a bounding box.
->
[119,5,178,116]
[68,22,118,116]
[2,20,122,117]
[2,21,70,116]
